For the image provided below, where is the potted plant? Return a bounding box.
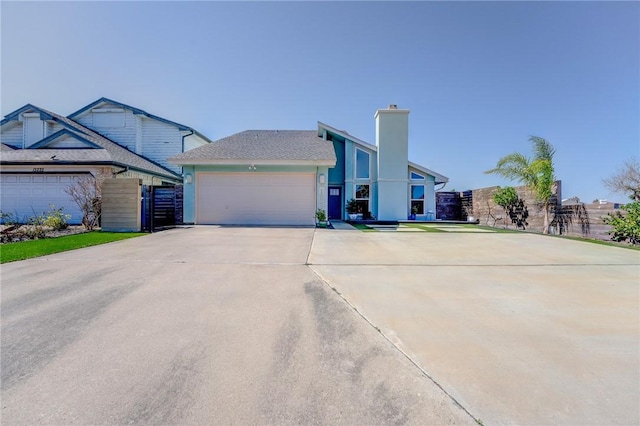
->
[346,198,359,220]
[409,205,418,220]
[316,208,328,228]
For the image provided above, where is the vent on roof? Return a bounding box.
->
[388,104,398,110]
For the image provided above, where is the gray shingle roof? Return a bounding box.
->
[169,130,336,164]
[0,148,112,163]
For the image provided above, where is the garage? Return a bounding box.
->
[0,174,84,224]
[196,172,316,225]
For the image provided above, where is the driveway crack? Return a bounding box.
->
[306,266,482,426]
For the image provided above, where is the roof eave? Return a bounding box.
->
[169,158,336,167]
[408,161,449,184]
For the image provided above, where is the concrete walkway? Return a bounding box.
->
[309,231,640,425]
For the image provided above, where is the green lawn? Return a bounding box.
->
[0,232,147,263]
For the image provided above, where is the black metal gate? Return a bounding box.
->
[142,185,181,231]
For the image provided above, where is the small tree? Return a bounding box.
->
[65,173,107,230]
[493,186,529,229]
[602,202,640,245]
[485,136,556,234]
[603,158,640,202]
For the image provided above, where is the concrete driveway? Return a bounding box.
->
[2,226,638,425]
[1,227,472,425]
[309,229,640,425]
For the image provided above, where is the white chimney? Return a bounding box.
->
[375,105,410,220]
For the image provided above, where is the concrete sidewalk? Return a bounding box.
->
[309,231,640,425]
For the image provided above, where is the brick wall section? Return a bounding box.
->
[101,178,142,232]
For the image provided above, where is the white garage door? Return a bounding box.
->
[197,172,316,225]
[0,174,84,224]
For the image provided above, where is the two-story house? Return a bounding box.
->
[0,98,210,224]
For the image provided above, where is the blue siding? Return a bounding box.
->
[328,139,345,184]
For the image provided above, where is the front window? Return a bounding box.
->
[355,184,370,213]
[411,185,424,215]
[356,148,370,179]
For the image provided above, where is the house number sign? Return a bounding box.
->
[32,168,44,173]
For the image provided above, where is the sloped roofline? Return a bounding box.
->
[1,104,53,126]
[317,121,378,151]
[409,161,449,184]
[67,97,212,142]
[317,121,448,184]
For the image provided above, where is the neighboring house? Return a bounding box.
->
[0,98,210,224]
[169,105,448,226]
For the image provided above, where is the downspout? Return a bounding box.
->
[181,130,194,177]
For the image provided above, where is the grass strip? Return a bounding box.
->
[1,232,147,263]
[351,223,378,232]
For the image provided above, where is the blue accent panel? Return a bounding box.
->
[328,139,345,184]
[344,139,355,183]
[28,129,103,149]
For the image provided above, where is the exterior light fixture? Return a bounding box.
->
[319,174,326,184]
[185,174,192,184]
[249,164,257,171]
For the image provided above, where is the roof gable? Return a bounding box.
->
[1,104,58,126]
[29,129,103,149]
[68,97,211,142]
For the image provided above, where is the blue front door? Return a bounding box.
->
[328,186,342,220]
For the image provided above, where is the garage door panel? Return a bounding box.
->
[196,173,316,225]
[1,174,85,224]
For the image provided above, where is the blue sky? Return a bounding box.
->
[2,1,638,202]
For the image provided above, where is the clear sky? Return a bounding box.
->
[2,1,638,203]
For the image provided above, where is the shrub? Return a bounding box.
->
[493,187,529,229]
[43,205,71,230]
[602,201,640,245]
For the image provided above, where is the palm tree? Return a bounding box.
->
[485,136,557,234]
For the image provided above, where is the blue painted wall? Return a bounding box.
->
[328,138,345,184]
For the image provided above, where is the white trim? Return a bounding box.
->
[168,158,335,166]
[374,108,410,119]
[91,108,125,113]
